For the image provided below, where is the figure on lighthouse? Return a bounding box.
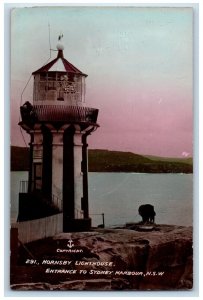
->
[18,36,99,232]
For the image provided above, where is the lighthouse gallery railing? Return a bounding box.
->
[19,181,62,212]
[20,103,98,124]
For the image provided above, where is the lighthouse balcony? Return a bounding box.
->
[20,103,99,125]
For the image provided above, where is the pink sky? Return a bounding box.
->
[11,7,193,158]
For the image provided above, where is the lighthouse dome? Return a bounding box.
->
[56,42,64,51]
[32,39,88,106]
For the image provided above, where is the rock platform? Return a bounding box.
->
[10,224,193,291]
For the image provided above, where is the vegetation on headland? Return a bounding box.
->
[88,149,193,173]
[11,146,193,173]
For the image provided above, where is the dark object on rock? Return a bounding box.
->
[138,204,156,224]
[97,224,104,228]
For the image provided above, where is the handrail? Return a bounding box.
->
[19,181,29,193]
[90,212,105,228]
[19,183,62,212]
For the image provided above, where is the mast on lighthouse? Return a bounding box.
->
[18,37,99,232]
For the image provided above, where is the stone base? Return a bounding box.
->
[63,218,92,232]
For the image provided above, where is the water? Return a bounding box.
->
[89,173,193,227]
[10,172,193,227]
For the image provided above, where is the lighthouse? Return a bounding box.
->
[18,39,99,232]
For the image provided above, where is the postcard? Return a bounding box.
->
[10,6,193,291]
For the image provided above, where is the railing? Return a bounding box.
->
[33,105,99,123]
[90,213,105,228]
[19,181,29,193]
[20,103,99,124]
[19,182,62,211]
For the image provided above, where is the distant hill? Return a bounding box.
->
[88,149,151,172]
[88,149,193,173]
[11,146,193,173]
[144,154,193,165]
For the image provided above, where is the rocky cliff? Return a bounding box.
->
[11,225,192,291]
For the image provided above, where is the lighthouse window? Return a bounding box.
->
[35,164,42,177]
[34,163,42,190]
[57,90,64,101]
[48,73,56,79]
[40,74,47,80]
[36,73,83,102]
[47,81,56,90]
[38,81,46,101]
[47,90,57,101]
[39,81,46,90]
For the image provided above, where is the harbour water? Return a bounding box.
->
[11,172,193,227]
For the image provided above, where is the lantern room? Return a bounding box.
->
[32,44,87,106]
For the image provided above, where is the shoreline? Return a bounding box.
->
[11,170,193,174]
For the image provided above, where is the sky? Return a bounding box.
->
[10,6,193,158]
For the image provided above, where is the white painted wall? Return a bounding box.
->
[73,131,84,219]
[12,213,63,244]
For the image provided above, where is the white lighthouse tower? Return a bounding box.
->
[18,39,99,231]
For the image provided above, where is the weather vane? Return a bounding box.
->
[58,33,63,41]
